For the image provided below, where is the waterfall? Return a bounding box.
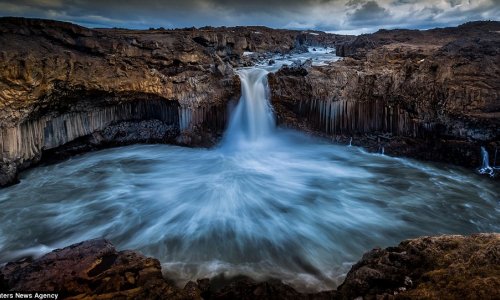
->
[221,68,275,149]
[478,146,494,176]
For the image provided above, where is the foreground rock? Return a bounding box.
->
[1,234,498,299]
[336,233,500,299]
[269,21,500,170]
[0,239,187,299]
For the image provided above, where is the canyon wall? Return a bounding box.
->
[269,21,500,168]
[0,17,345,186]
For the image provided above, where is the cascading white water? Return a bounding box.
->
[479,146,495,176]
[221,68,275,150]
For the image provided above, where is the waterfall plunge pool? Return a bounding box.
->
[0,49,499,292]
[1,131,499,292]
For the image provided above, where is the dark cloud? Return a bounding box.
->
[346,0,366,7]
[0,0,330,28]
[347,1,391,25]
[0,0,498,33]
[392,0,418,5]
[448,0,462,7]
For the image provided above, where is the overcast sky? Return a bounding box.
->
[0,0,498,34]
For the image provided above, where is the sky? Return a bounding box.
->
[0,0,498,34]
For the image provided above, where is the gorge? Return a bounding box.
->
[1,18,499,186]
[0,17,499,299]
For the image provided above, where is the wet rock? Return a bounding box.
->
[0,239,180,298]
[278,61,309,77]
[0,160,18,186]
[100,119,179,143]
[301,59,313,69]
[211,277,304,300]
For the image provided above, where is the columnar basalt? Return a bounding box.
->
[0,18,235,185]
[1,99,179,160]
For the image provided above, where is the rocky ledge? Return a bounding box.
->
[1,234,499,299]
[269,21,500,171]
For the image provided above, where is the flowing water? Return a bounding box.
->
[479,146,498,177]
[0,52,499,292]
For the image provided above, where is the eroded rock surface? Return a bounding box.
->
[1,18,499,184]
[337,233,500,300]
[0,239,190,299]
[1,234,498,299]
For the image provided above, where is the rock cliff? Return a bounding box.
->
[1,234,498,299]
[269,21,500,169]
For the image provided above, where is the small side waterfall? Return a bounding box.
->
[222,68,275,149]
[478,146,494,176]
